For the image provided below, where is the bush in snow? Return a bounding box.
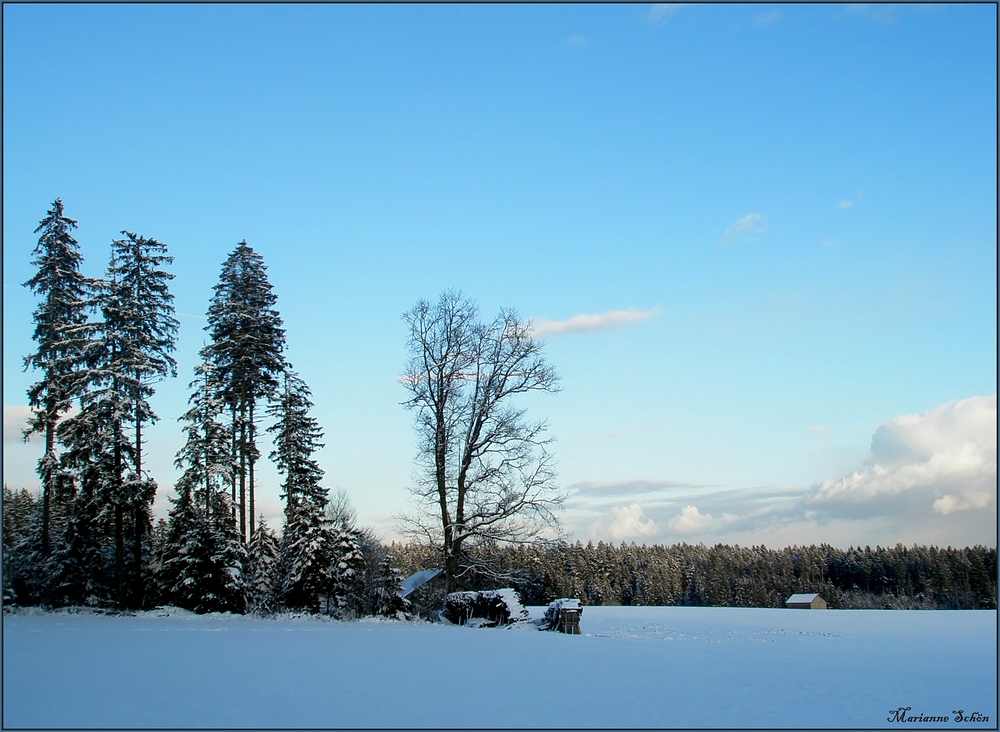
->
[443,588,530,627]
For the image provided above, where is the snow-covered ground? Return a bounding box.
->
[4,606,995,728]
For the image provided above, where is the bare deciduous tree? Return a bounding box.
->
[399,290,563,593]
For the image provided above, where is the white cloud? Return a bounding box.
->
[566,35,588,47]
[531,308,659,338]
[605,503,659,540]
[647,4,680,26]
[4,405,34,444]
[811,395,997,517]
[667,505,714,534]
[807,425,829,434]
[720,212,767,244]
[836,199,853,209]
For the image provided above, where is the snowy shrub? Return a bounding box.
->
[443,588,530,627]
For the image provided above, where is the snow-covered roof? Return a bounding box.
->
[400,568,443,598]
[548,598,581,611]
[786,593,821,603]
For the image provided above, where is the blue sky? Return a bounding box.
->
[4,4,996,548]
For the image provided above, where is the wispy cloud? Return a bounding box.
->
[845,4,898,24]
[565,34,588,47]
[531,308,659,338]
[570,479,715,499]
[836,199,853,209]
[646,4,680,27]
[720,212,767,244]
[753,10,780,26]
[807,425,829,434]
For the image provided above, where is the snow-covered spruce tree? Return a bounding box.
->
[57,348,136,608]
[2,485,39,553]
[156,477,245,614]
[160,385,245,614]
[146,517,169,593]
[205,241,285,544]
[176,353,234,517]
[278,503,335,614]
[104,231,178,608]
[207,489,247,612]
[155,475,199,608]
[57,270,136,607]
[46,471,107,607]
[3,487,45,605]
[330,529,365,618]
[245,515,280,614]
[23,199,93,556]
[268,371,334,613]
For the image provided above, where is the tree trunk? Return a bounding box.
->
[114,409,125,609]
[248,401,255,543]
[133,395,145,609]
[239,392,247,544]
[115,504,125,609]
[445,541,462,594]
[41,412,54,556]
[230,401,238,520]
[434,406,455,592]
[133,503,145,608]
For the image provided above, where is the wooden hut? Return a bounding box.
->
[785,593,827,609]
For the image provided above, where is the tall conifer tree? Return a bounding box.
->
[206,241,285,543]
[23,199,93,555]
[105,231,178,606]
[60,230,176,608]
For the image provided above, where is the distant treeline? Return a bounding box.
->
[391,540,998,610]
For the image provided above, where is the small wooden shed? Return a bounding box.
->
[785,593,827,609]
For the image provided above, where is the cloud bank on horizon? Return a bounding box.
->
[575,395,997,548]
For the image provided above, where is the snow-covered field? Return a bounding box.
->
[4,606,995,728]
